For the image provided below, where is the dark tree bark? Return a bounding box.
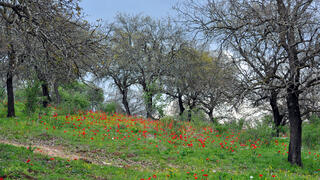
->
[208,109,214,123]
[141,83,155,119]
[112,76,132,116]
[121,89,131,115]
[286,85,302,166]
[35,66,51,108]
[145,92,153,119]
[276,0,303,166]
[6,45,15,117]
[186,98,196,122]
[6,71,15,117]
[269,91,284,137]
[41,81,51,108]
[178,91,185,116]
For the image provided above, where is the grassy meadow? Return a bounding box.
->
[0,101,319,180]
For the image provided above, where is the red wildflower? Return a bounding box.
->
[50,158,54,160]
[26,159,31,163]
[259,174,263,177]
[203,174,208,176]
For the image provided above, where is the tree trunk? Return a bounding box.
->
[142,84,154,119]
[146,93,153,119]
[187,100,196,122]
[6,44,15,117]
[286,85,302,166]
[53,81,61,104]
[208,109,214,123]
[187,108,192,122]
[121,89,131,115]
[269,90,284,137]
[41,81,51,108]
[178,92,185,116]
[35,66,51,108]
[6,71,15,117]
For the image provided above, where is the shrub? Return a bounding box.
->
[102,102,117,114]
[0,87,5,101]
[303,115,320,149]
[57,85,91,114]
[23,81,41,115]
[309,114,320,125]
[237,116,275,145]
[239,125,275,145]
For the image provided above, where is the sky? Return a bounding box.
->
[79,0,179,23]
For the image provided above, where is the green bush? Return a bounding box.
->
[309,114,320,125]
[214,123,229,134]
[179,108,207,122]
[213,118,245,134]
[59,89,91,114]
[23,81,41,115]
[0,87,5,101]
[239,125,275,145]
[207,117,273,143]
[102,102,117,114]
[237,116,275,145]
[303,115,320,149]
[56,81,104,114]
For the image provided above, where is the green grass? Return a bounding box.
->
[0,102,319,179]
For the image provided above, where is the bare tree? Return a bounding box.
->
[0,0,105,112]
[177,0,320,166]
[102,14,185,119]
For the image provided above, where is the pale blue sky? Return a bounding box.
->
[79,0,179,22]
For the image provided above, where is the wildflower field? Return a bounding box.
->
[0,104,319,179]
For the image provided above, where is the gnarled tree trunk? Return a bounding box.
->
[6,44,15,117]
[121,89,131,115]
[35,66,51,108]
[178,92,185,116]
[286,85,302,166]
[269,90,284,137]
[6,71,15,117]
[53,81,61,104]
[41,81,51,108]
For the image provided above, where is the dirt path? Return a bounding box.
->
[0,139,158,170]
[0,139,112,166]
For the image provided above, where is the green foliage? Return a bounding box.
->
[238,117,275,145]
[214,123,229,134]
[309,114,320,125]
[0,86,5,100]
[59,88,91,114]
[0,86,6,117]
[23,80,41,115]
[57,81,104,114]
[101,102,117,114]
[142,80,166,117]
[213,116,275,144]
[179,108,207,123]
[0,102,6,118]
[303,115,320,149]
[153,93,166,118]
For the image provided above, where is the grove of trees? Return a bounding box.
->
[1,0,320,167]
